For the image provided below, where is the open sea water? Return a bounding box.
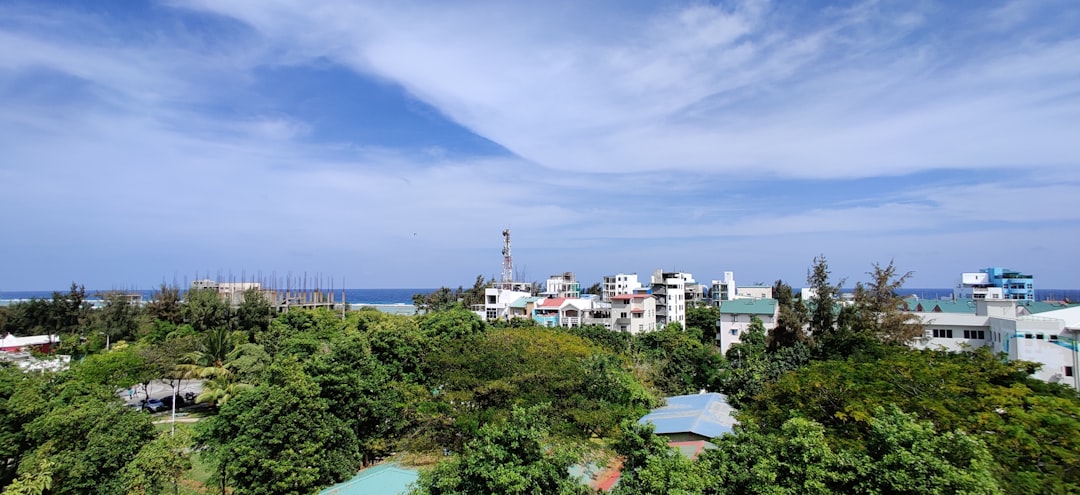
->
[0,288,436,314]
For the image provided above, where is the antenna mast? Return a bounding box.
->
[501,228,514,286]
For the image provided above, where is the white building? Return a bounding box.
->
[542,272,581,299]
[476,288,532,321]
[716,298,779,354]
[532,297,596,328]
[603,273,644,301]
[651,270,696,328]
[711,272,737,306]
[610,294,658,334]
[712,272,773,305]
[911,299,1080,390]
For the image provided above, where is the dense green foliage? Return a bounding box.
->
[3,261,1080,495]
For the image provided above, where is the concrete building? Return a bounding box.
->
[711,272,737,306]
[476,288,532,321]
[610,294,657,334]
[650,270,696,328]
[910,299,1080,390]
[532,297,595,328]
[543,272,581,299]
[717,298,779,354]
[711,272,772,305]
[954,267,1034,301]
[602,273,644,301]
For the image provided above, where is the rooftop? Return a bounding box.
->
[638,392,738,439]
[718,298,777,315]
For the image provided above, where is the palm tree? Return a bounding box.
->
[175,327,267,407]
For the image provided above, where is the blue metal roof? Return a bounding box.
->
[319,464,418,495]
[637,393,738,439]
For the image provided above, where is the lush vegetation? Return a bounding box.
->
[1,259,1078,495]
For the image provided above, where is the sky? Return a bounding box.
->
[2,0,1079,291]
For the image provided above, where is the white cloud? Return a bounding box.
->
[173,0,1080,178]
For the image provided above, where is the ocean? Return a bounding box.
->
[0,288,435,313]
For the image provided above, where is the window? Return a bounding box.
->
[638,324,644,331]
[486,309,497,320]
[1051,335,1060,341]
[1036,334,1045,340]
[963,330,986,340]
[620,325,628,331]
[1065,366,1074,377]
[932,329,953,338]
[1024,333,1033,339]
[730,329,738,335]
[620,312,628,318]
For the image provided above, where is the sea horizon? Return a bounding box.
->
[3,287,1080,307]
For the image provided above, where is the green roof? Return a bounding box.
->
[902,298,1080,315]
[719,298,777,315]
[902,298,978,313]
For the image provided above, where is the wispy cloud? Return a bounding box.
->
[2,1,1079,289]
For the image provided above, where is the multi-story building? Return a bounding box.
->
[711,272,737,306]
[716,298,779,354]
[910,299,1080,390]
[954,267,1034,301]
[712,272,772,306]
[603,273,644,301]
[476,288,533,321]
[610,294,657,334]
[651,270,695,328]
[532,297,595,328]
[543,272,581,299]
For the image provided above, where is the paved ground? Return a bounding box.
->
[118,379,204,405]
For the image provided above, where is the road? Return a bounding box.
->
[118,379,204,406]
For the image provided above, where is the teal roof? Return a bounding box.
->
[903,298,978,314]
[719,298,777,315]
[1020,301,1080,314]
[509,296,541,309]
[319,464,418,495]
[902,298,1080,315]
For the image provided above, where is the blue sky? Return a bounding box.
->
[2,0,1079,291]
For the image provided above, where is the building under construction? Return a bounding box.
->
[190,273,344,313]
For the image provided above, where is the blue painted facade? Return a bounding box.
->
[984,267,1035,300]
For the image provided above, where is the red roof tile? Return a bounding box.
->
[610,294,651,300]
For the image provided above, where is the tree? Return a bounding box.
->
[119,429,192,495]
[853,406,1002,495]
[806,255,843,339]
[460,275,490,309]
[686,304,720,347]
[612,421,708,495]
[410,405,589,495]
[234,288,273,335]
[768,280,807,351]
[851,260,923,345]
[197,359,359,495]
[93,291,143,347]
[698,418,852,495]
[181,288,229,333]
[413,288,460,314]
[145,284,182,325]
[16,377,157,495]
[745,347,1080,493]
[634,323,723,395]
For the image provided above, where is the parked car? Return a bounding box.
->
[143,399,167,413]
[160,394,186,410]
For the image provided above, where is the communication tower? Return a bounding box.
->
[501,228,514,284]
